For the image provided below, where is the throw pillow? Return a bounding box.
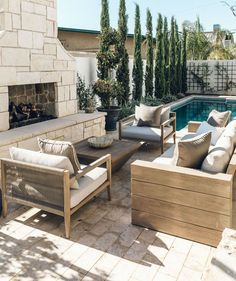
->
[38,138,81,173]
[10,147,79,189]
[207,109,231,127]
[196,121,224,145]
[177,132,211,169]
[137,103,163,127]
[160,106,171,125]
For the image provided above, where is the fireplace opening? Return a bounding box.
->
[8,83,57,129]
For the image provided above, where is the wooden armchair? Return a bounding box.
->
[1,154,111,239]
[119,112,176,153]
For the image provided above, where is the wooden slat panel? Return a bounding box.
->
[131,161,232,198]
[132,180,231,215]
[132,195,231,231]
[132,210,222,247]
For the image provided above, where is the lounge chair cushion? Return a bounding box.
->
[10,147,79,189]
[207,109,231,127]
[70,165,107,208]
[196,121,224,145]
[201,134,234,173]
[121,125,173,142]
[177,132,211,169]
[160,106,171,125]
[38,138,81,173]
[137,104,163,127]
[221,120,236,146]
[153,144,177,165]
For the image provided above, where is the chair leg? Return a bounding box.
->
[2,194,8,218]
[173,133,176,144]
[107,186,111,201]
[161,141,164,154]
[64,211,71,239]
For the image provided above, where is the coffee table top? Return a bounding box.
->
[74,138,142,171]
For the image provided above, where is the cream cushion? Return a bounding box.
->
[137,104,163,127]
[201,135,234,173]
[207,109,231,127]
[121,125,173,142]
[153,145,177,165]
[196,121,224,145]
[221,120,236,146]
[177,132,211,168]
[38,138,81,173]
[160,106,170,125]
[70,165,107,208]
[10,147,79,189]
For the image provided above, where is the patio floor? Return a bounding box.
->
[0,139,215,281]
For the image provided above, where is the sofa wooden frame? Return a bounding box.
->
[1,154,112,239]
[119,112,176,154]
[131,123,236,247]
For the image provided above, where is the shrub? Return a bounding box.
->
[76,75,95,110]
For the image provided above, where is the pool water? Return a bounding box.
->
[173,98,236,131]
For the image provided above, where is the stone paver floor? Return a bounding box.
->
[0,141,215,281]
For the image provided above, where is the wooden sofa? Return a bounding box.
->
[119,112,176,154]
[131,122,236,247]
[1,154,112,239]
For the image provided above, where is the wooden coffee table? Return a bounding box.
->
[74,138,142,173]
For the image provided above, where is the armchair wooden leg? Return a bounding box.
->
[64,212,71,239]
[173,133,176,144]
[161,141,164,154]
[2,194,8,218]
[107,186,111,201]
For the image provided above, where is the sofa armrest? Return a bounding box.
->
[131,160,232,198]
[188,121,201,133]
[76,154,111,180]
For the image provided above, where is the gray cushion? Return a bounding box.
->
[121,125,173,142]
[177,132,211,169]
[137,104,163,127]
[207,109,231,127]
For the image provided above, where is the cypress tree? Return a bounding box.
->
[132,4,143,101]
[169,16,177,95]
[163,16,169,96]
[181,27,188,94]
[98,0,110,79]
[175,20,182,93]
[116,0,130,106]
[145,9,154,97]
[154,13,165,98]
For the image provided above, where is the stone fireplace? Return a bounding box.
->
[0,0,78,132]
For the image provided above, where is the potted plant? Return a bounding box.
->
[77,75,96,113]
[93,79,123,130]
[94,27,123,131]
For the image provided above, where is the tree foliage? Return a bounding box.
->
[163,16,169,96]
[181,27,188,94]
[169,16,177,95]
[175,21,182,93]
[145,9,154,97]
[132,4,143,101]
[154,13,165,98]
[116,0,130,106]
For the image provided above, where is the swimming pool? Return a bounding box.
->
[171,97,236,131]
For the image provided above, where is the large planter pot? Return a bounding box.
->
[97,106,121,131]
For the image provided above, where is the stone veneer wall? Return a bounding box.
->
[0,0,78,131]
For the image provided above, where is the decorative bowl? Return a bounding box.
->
[88,135,113,148]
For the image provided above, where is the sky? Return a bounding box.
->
[57,0,236,34]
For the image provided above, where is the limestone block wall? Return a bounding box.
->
[0,0,78,131]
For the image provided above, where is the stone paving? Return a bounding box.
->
[0,142,215,281]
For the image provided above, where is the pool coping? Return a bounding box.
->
[169,95,236,111]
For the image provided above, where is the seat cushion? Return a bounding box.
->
[207,109,231,127]
[70,165,107,208]
[177,132,211,169]
[121,125,173,142]
[153,144,177,165]
[38,138,81,173]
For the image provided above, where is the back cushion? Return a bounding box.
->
[221,120,236,146]
[201,135,234,173]
[137,104,163,127]
[207,109,231,127]
[196,121,224,145]
[10,147,79,189]
[160,107,170,125]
